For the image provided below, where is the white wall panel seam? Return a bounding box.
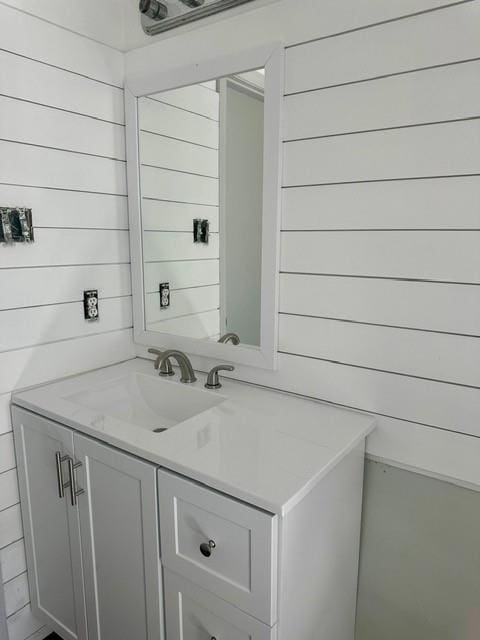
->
[284,115,480,143]
[284,0,476,50]
[283,56,480,96]
[0,92,125,127]
[0,46,123,90]
[279,312,480,339]
[0,138,126,163]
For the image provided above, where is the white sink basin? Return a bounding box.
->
[65,372,226,431]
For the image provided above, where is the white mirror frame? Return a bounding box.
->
[125,42,284,370]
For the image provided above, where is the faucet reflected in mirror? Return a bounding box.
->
[218,332,240,345]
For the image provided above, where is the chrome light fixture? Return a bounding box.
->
[179,0,205,6]
[140,0,257,35]
[139,0,168,20]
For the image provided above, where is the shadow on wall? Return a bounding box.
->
[356,461,480,640]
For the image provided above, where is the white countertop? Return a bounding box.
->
[12,358,375,516]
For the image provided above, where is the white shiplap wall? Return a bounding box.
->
[278,1,480,480]
[0,5,134,640]
[0,1,478,637]
[130,0,480,490]
[138,85,221,339]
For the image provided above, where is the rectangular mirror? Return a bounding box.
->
[126,45,283,369]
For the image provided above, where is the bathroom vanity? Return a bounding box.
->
[12,359,374,640]
[10,39,375,640]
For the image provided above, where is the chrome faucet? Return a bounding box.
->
[218,333,240,345]
[147,348,174,376]
[156,350,197,384]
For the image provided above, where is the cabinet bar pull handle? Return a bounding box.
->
[55,452,70,499]
[67,458,85,506]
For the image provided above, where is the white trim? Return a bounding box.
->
[125,43,283,369]
[0,568,7,640]
[218,78,228,338]
[125,87,146,353]
[126,42,280,97]
[367,454,480,495]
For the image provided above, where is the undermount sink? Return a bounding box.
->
[65,372,226,431]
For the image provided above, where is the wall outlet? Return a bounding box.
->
[159,282,170,308]
[84,290,99,321]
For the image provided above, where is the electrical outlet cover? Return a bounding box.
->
[159,282,170,308]
[83,290,99,321]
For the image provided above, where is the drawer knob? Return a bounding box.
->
[200,539,216,557]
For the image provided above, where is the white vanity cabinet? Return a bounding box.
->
[12,406,163,640]
[158,444,366,640]
[12,359,374,640]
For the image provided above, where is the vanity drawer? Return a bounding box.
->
[158,469,278,625]
[164,570,276,640]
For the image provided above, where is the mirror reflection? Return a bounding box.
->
[138,68,265,347]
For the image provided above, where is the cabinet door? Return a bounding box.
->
[73,433,163,640]
[12,407,87,640]
[164,570,276,640]
[158,469,278,624]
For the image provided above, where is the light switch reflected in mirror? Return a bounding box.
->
[139,68,265,348]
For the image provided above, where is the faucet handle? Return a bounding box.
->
[205,365,234,390]
[147,348,174,376]
[148,347,162,368]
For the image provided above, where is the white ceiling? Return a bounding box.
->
[0,0,278,51]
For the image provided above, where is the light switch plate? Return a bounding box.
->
[193,218,209,244]
[0,207,34,243]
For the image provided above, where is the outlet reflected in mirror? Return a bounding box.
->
[139,69,265,347]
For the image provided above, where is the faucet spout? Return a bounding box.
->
[157,350,197,384]
[147,348,175,376]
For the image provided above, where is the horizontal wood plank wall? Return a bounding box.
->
[135,0,480,491]
[0,5,134,639]
[284,2,480,94]
[138,86,221,340]
[280,1,480,481]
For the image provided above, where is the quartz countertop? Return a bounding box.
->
[12,358,375,515]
